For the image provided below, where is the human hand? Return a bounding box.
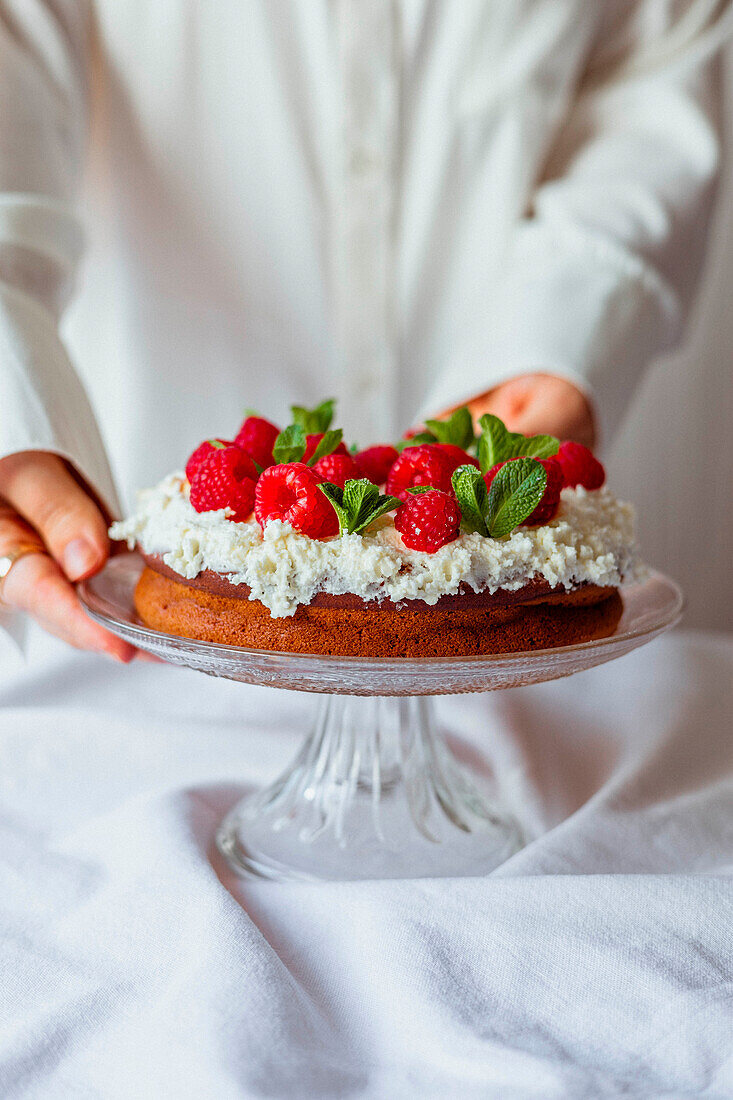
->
[442,373,596,448]
[0,451,136,660]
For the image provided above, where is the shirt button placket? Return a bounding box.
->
[335,0,397,441]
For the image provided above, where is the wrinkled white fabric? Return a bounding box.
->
[0,627,731,1099]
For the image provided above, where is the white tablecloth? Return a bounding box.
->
[1,627,732,1099]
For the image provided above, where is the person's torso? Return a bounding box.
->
[65,0,598,497]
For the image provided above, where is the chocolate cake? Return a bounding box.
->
[110,405,639,658]
[133,554,623,656]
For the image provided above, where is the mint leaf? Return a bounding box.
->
[318,478,400,535]
[290,398,335,434]
[425,406,475,450]
[477,413,558,471]
[509,433,559,460]
[406,485,436,495]
[273,424,306,464]
[395,431,436,452]
[451,465,489,536]
[485,458,547,538]
[317,482,350,533]
[354,495,401,533]
[343,478,379,526]
[477,414,512,473]
[307,428,343,466]
[343,479,402,533]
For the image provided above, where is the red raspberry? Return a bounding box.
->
[303,433,350,463]
[185,438,233,483]
[254,462,339,539]
[353,445,399,485]
[312,452,361,488]
[555,441,605,490]
[394,489,461,553]
[484,457,563,526]
[386,445,457,501]
[234,416,281,470]
[433,443,480,471]
[189,445,258,522]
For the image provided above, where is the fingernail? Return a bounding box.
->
[63,538,99,581]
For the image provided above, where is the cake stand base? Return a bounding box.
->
[216,695,523,881]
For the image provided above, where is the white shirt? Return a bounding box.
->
[0,0,728,511]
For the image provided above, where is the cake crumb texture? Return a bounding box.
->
[134,566,623,657]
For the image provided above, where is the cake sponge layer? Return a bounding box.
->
[134,563,623,657]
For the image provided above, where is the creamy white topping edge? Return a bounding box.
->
[110,472,643,618]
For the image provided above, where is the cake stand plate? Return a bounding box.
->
[79,554,682,881]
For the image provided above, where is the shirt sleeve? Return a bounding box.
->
[0,2,119,647]
[0,1,119,511]
[422,0,730,445]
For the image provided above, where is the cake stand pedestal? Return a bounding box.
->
[218,694,521,880]
[79,555,682,881]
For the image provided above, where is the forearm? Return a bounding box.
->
[0,1,118,515]
[423,1,729,444]
[0,2,123,654]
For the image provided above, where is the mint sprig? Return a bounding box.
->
[319,479,401,536]
[451,466,489,536]
[477,413,558,474]
[424,405,475,450]
[451,459,547,538]
[272,425,343,466]
[307,428,343,465]
[273,424,306,464]
[395,405,476,453]
[485,459,547,537]
[477,415,511,472]
[290,398,335,435]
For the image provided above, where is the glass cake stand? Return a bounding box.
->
[79,554,682,881]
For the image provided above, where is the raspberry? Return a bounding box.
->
[254,462,339,539]
[555,441,605,490]
[189,445,258,522]
[234,416,281,469]
[353,445,399,485]
[394,489,461,553]
[386,445,457,501]
[185,438,233,483]
[303,433,349,463]
[484,457,563,526]
[312,452,361,488]
[433,443,480,471]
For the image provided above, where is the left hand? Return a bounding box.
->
[440,372,596,449]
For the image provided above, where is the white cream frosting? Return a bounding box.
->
[110,472,642,618]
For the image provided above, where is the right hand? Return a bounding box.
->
[0,451,136,661]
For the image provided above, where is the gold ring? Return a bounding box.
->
[0,542,46,601]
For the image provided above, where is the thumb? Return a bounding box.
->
[0,452,110,581]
